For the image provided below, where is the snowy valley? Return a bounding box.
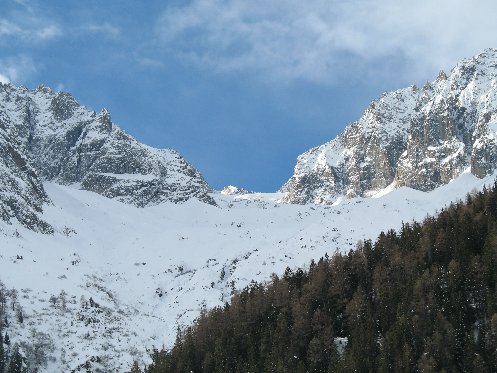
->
[2,49,497,371]
[0,173,494,371]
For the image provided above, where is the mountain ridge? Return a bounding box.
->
[282,48,497,204]
[0,83,214,230]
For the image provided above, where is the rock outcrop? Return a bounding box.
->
[282,49,497,204]
[0,124,52,232]
[220,185,252,195]
[0,84,214,229]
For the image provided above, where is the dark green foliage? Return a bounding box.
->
[7,345,24,373]
[0,289,5,373]
[127,361,142,373]
[15,311,21,325]
[0,289,27,373]
[143,181,497,372]
[0,329,4,373]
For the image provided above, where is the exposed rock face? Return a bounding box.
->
[220,185,252,195]
[0,83,214,228]
[0,125,52,232]
[282,49,497,204]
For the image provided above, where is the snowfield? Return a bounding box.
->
[0,170,494,371]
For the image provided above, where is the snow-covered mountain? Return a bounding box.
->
[1,172,494,372]
[282,48,497,204]
[0,83,213,230]
[1,50,497,372]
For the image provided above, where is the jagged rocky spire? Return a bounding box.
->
[282,48,497,204]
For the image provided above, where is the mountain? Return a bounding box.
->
[1,50,497,372]
[220,185,253,195]
[282,48,497,204]
[0,83,213,230]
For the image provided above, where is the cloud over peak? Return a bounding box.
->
[157,0,497,84]
[0,55,37,84]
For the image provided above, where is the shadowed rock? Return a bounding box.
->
[0,83,214,230]
[283,49,497,204]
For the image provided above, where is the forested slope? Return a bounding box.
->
[138,180,497,372]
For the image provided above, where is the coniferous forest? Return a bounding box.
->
[133,182,497,373]
[0,290,26,373]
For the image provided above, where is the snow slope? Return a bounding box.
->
[0,170,494,371]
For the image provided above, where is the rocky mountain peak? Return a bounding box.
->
[221,185,252,195]
[98,108,113,132]
[282,49,497,204]
[0,84,214,230]
[49,92,79,121]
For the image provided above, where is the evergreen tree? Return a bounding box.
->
[7,345,23,373]
[0,331,5,373]
[128,361,141,373]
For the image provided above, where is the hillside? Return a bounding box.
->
[0,171,493,372]
[142,180,497,373]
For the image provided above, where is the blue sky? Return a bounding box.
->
[1,0,497,191]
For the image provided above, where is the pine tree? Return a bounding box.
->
[485,313,497,370]
[344,286,377,372]
[7,345,23,373]
[15,309,22,325]
[0,331,5,373]
[128,361,141,373]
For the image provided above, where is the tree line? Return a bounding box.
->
[133,181,497,372]
[0,288,27,373]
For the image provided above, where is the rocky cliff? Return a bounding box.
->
[0,84,213,230]
[0,123,52,232]
[282,49,497,204]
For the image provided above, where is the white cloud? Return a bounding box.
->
[0,19,23,37]
[156,0,497,83]
[0,73,9,84]
[0,17,61,42]
[13,0,31,6]
[13,0,34,12]
[0,55,37,84]
[136,57,165,69]
[55,82,65,92]
[35,24,62,41]
[82,23,121,39]
[0,0,62,44]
